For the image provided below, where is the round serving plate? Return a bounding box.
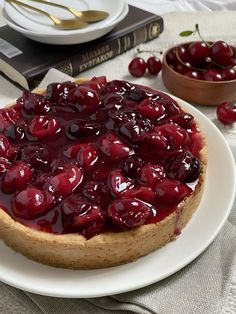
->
[0,93,235,298]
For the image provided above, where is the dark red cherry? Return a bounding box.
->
[67,86,101,114]
[80,76,107,92]
[0,134,18,161]
[4,122,25,141]
[138,98,165,121]
[188,132,204,158]
[103,93,126,110]
[211,41,234,66]
[229,57,236,67]
[128,57,147,77]
[176,45,190,62]
[220,68,236,81]
[188,41,210,64]
[164,100,182,117]
[20,144,51,168]
[144,132,169,152]
[124,186,156,203]
[137,164,165,188]
[216,101,236,125]
[83,181,111,204]
[154,124,189,148]
[119,122,145,143]
[100,80,133,96]
[81,220,104,239]
[98,132,134,160]
[108,169,135,197]
[2,161,33,193]
[28,116,61,138]
[203,69,222,81]
[65,143,98,169]
[13,188,54,220]
[163,150,201,182]
[154,178,192,203]
[64,199,102,228]
[76,143,98,169]
[122,155,144,176]
[107,111,151,132]
[49,164,83,197]
[161,113,195,129]
[46,81,77,102]
[108,198,150,228]
[0,112,10,132]
[0,135,11,159]
[175,63,191,75]
[147,56,162,75]
[0,158,11,175]
[0,107,21,132]
[20,91,51,115]
[184,70,202,80]
[61,196,104,238]
[67,120,102,139]
[166,49,178,66]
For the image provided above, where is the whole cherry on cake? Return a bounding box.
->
[0,77,207,269]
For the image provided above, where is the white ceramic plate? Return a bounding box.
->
[4,0,125,33]
[2,4,129,45]
[0,95,235,298]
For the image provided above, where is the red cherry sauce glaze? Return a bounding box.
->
[0,77,204,239]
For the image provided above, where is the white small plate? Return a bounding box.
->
[2,4,129,45]
[4,0,125,34]
[0,94,235,298]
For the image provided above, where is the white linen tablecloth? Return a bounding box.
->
[0,2,236,314]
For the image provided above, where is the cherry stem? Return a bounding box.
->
[175,48,206,72]
[135,48,163,57]
[205,57,225,69]
[195,24,211,48]
[175,49,225,71]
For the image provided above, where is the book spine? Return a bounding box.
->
[53,19,163,79]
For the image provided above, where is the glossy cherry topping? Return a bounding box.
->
[0,77,204,239]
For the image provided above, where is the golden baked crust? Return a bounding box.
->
[0,80,207,269]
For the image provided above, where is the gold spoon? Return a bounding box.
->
[7,0,89,30]
[24,0,109,23]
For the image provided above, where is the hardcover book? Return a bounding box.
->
[0,5,164,89]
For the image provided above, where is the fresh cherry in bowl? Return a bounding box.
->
[162,41,236,106]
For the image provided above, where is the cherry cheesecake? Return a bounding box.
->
[0,77,207,269]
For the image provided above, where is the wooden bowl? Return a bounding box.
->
[162,43,236,106]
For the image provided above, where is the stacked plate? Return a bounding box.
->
[3,0,128,44]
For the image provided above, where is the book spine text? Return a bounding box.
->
[54,20,163,78]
